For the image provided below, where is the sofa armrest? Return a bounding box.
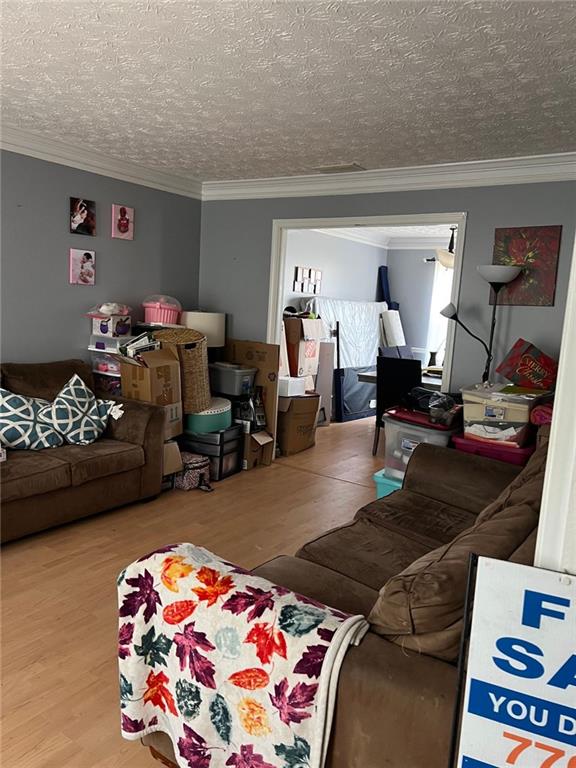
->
[329,632,456,768]
[404,443,522,515]
[105,398,165,498]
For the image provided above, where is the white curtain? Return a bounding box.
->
[426,263,453,364]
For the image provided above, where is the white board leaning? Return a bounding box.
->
[457,557,576,768]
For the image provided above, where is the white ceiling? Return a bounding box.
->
[2,1,575,182]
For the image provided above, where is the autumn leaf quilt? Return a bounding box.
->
[118,543,368,768]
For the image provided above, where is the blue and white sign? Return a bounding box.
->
[457,557,576,768]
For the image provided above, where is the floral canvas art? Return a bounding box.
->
[491,225,562,306]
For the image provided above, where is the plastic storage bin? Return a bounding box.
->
[209,362,258,396]
[383,410,457,480]
[88,334,123,353]
[452,434,535,466]
[90,351,121,376]
[143,295,182,325]
[180,425,243,481]
[373,469,402,498]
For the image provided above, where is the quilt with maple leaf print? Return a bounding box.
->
[118,544,368,768]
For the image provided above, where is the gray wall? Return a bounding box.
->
[283,229,386,308]
[1,150,201,362]
[387,249,437,354]
[200,182,575,390]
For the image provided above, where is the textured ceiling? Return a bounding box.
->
[2,1,576,181]
[315,224,453,247]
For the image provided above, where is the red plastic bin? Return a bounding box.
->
[452,434,535,466]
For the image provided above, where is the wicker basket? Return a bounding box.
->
[154,328,211,414]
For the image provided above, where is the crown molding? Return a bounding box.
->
[202,152,576,201]
[0,125,203,200]
[387,236,447,250]
[310,227,447,250]
[2,125,574,203]
[311,227,390,249]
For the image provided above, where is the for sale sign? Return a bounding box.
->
[457,557,576,768]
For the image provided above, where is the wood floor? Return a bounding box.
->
[1,418,382,768]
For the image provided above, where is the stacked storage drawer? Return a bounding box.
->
[179,424,243,482]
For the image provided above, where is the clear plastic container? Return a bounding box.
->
[90,351,121,376]
[383,414,457,480]
[209,362,258,396]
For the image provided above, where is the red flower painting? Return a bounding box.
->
[491,225,562,306]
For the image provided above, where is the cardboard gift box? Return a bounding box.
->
[496,338,558,390]
[277,394,320,456]
[284,318,325,378]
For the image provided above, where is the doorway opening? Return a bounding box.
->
[267,213,466,394]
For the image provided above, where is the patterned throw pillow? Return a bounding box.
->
[40,374,122,445]
[0,389,64,450]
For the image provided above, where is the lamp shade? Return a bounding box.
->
[181,311,226,347]
[477,265,522,285]
[440,302,457,319]
[435,248,455,269]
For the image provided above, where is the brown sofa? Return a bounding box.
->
[142,428,547,768]
[1,359,165,543]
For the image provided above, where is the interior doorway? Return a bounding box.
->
[267,213,467,393]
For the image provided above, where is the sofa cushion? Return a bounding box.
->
[474,438,547,525]
[2,451,71,502]
[41,374,118,445]
[0,389,64,450]
[51,440,144,486]
[355,490,477,548]
[297,518,435,590]
[253,556,378,616]
[369,502,539,660]
[1,359,94,401]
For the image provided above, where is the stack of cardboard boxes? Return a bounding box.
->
[277,318,332,456]
[119,349,184,479]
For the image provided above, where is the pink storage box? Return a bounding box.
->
[142,295,181,325]
[452,434,535,466]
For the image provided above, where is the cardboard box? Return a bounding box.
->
[91,315,131,338]
[243,431,275,470]
[496,338,558,390]
[279,321,290,377]
[161,402,183,440]
[277,394,320,456]
[316,341,335,426]
[163,440,183,476]
[226,339,280,468]
[120,349,181,406]
[284,318,325,378]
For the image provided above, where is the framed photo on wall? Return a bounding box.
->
[111,204,134,240]
[69,249,95,285]
[70,198,96,236]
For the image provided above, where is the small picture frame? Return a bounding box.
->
[69,249,95,285]
[111,204,135,240]
[70,198,96,236]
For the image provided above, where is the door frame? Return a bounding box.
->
[267,212,467,392]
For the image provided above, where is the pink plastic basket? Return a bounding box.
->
[143,299,181,325]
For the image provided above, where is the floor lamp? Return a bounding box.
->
[441,265,521,383]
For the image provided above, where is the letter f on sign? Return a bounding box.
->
[522,590,570,629]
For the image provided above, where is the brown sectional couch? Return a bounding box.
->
[143,428,548,768]
[1,359,165,543]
